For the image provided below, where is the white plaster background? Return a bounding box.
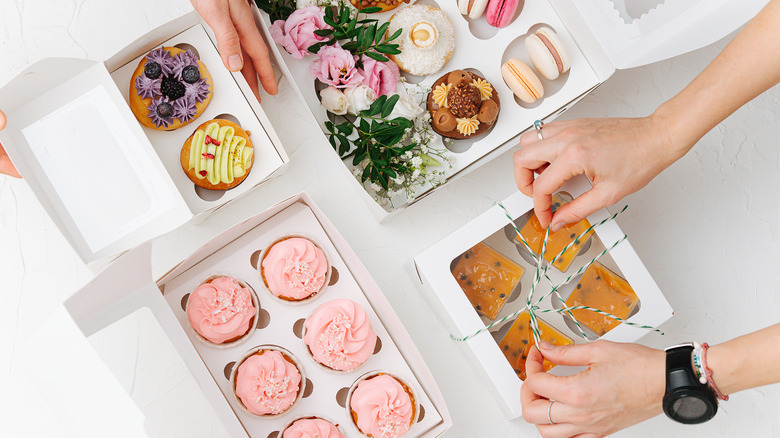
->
[1,0,779,436]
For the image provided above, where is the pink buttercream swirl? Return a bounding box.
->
[235,350,302,416]
[262,237,328,300]
[283,418,343,438]
[350,375,414,438]
[304,299,377,371]
[187,276,256,344]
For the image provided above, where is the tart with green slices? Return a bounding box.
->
[180,119,254,190]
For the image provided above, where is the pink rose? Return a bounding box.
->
[310,45,364,88]
[269,6,329,60]
[359,55,400,97]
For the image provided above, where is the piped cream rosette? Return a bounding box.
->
[180,118,254,190]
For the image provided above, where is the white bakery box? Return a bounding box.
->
[259,0,767,218]
[62,192,452,437]
[413,176,674,419]
[0,11,288,265]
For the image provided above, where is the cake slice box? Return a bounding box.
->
[413,176,674,419]
[0,11,288,265]
[259,0,766,219]
[64,192,452,437]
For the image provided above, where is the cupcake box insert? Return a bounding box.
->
[259,0,764,217]
[64,192,451,437]
[414,175,674,419]
[0,11,288,264]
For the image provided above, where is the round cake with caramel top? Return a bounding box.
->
[427,70,500,139]
[129,46,213,131]
[180,119,254,191]
[350,0,409,12]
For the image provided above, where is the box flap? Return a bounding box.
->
[65,242,159,336]
[0,59,192,263]
[556,0,769,69]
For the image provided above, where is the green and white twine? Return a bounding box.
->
[450,202,664,344]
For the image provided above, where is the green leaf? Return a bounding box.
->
[359,118,370,133]
[381,94,400,118]
[387,27,402,42]
[364,24,376,50]
[368,95,387,116]
[338,135,350,156]
[336,124,352,135]
[324,121,334,132]
[323,15,338,27]
[307,42,323,54]
[385,168,397,178]
[375,22,389,44]
[340,6,350,25]
[361,166,371,182]
[361,6,382,13]
[375,44,401,55]
[364,51,389,63]
[313,29,333,37]
[353,151,367,166]
[378,172,388,190]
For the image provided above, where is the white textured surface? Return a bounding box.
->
[1,0,779,437]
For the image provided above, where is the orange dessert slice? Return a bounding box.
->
[517,194,594,272]
[565,262,640,337]
[499,311,573,380]
[451,243,525,320]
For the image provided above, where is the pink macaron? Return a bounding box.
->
[486,0,522,28]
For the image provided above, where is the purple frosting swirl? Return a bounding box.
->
[185,77,211,103]
[173,95,197,123]
[145,48,174,75]
[135,75,161,100]
[171,50,199,80]
[147,96,173,128]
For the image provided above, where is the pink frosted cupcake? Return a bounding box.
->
[186,276,258,345]
[261,236,330,302]
[304,299,377,372]
[282,417,344,438]
[233,347,303,417]
[348,373,416,438]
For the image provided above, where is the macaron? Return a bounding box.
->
[486,0,522,28]
[501,58,544,104]
[458,0,489,19]
[525,27,571,80]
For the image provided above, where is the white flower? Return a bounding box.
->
[388,83,424,120]
[411,156,423,168]
[320,86,348,115]
[344,84,375,115]
[370,182,382,192]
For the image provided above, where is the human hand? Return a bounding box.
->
[512,116,682,231]
[521,340,665,437]
[191,0,278,100]
[0,110,21,179]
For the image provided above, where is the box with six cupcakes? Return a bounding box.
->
[0,11,288,264]
[65,192,451,437]
[258,0,763,216]
[414,175,674,419]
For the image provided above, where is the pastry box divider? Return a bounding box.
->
[0,10,289,265]
[413,175,674,419]
[258,0,766,219]
[64,192,452,437]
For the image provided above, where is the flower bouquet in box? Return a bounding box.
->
[258,0,452,209]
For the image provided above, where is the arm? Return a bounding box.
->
[521,323,780,437]
[0,110,21,179]
[513,0,780,230]
[191,0,278,100]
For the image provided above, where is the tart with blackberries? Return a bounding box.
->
[129,47,213,131]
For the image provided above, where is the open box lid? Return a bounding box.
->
[554,0,769,77]
[0,58,192,264]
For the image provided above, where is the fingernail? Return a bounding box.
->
[228,54,242,71]
[551,222,563,233]
[540,341,555,350]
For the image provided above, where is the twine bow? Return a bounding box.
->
[450,202,663,345]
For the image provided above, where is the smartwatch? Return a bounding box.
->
[662,343,718,424]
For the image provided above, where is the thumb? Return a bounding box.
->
[537,341,596,367]
[199,1,244,71]
[550,187,611,232]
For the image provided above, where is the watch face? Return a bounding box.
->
[671,395,708,420]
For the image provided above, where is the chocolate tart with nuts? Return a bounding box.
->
[427,70,500,139]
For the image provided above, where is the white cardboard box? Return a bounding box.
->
[413,176,674,419]
[259,0,767,218]
[0,11,289,265]
[64,192,452,437]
